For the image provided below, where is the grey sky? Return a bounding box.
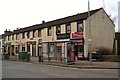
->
[0,0,119,34]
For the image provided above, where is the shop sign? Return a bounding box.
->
[57,33,70,39]
[75,42,84,46]
[72,32,83,39]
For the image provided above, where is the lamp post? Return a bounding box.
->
[88,0,92,65]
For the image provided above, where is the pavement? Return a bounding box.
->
[2,55,120,69]
[41,60,119,69]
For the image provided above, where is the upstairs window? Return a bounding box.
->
[22,33,25,39]
[66,23,71,33]
[77,21,83,32]
[27,32,30,38]
[38,29,41,37]
[33,30,36,38]
[16,34,19,40]
[56,25,61,34]
[48,27,52,36]
[12,35,14,40]
[8,35,11,41]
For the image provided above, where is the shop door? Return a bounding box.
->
[77,45,84,59]
[32,44,36,56]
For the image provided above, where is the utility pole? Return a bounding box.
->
[88,0,92,65]
[103,0,105,9]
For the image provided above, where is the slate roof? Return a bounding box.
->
[6,8,103,35]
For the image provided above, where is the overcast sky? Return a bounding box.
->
[0,0,119,34]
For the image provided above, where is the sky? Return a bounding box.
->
[0,0,119,34]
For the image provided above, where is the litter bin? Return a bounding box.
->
[24,52,30,61]
[18,52,24,60]
[18,52,30,61]
[3,53,9,60]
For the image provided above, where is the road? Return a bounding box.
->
[2,60,118,78]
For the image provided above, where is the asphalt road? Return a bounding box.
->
[2,60,118,78]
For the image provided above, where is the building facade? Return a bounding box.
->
[0,35,3,54]
[3,8,115,61]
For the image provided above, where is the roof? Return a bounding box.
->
[8,8,103,35]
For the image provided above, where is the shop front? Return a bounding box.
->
[71,32,84,60]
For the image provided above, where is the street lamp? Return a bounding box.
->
[88,0,92,65]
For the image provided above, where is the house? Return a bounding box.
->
[3,8,115,61]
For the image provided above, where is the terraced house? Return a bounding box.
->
[3,8,115,61]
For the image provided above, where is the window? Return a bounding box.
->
[27,32,30,38]
[33,30,36,38]
[16,34,19,40]
[77,21,83,32]
[48,27,52,36]
[49,44,55,53]
[12,35,14,40]
[66,23,71,33]
[38,29,41,37]
[56,25,61,34]
[8,35,11,41]
[22,33,25,39]
[56,46,62,54]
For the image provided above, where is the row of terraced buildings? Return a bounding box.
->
[1,8,117,61]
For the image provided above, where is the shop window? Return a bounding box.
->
[66,23,71,33]
[38,29,41,37]
[56,46,62,54]
[49,44,55,53]
[77,21,83,32]
[48,27,52,36]
[56,25,61,34]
